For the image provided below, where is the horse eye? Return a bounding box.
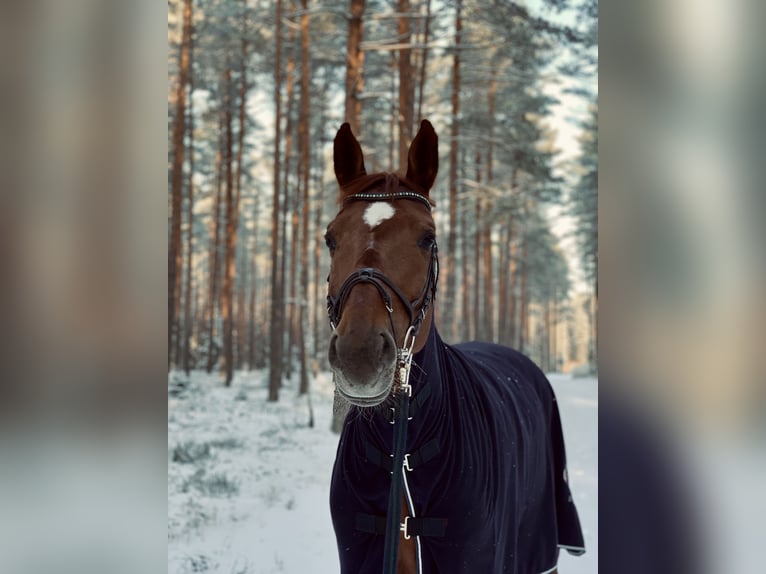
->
[418,231,436,250]
[324,233,336,252]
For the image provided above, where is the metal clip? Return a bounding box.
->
[400,516,411,540]
[388,407,395,424]
[403,453,413,472]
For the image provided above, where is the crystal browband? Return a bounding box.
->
[343,191,433,212]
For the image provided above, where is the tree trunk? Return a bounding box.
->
[550,292,557,371]
[519,229,528,352]
[169,0,192,370]
[459,147,471,341]
[206,117,224,373]
[509,230,518,348]
[416,0,431,122]
[473,149,482,340]
[248,250,257,369]
[482,219,493,341]
[344,0,365,135]
[312,128,324,379]
[482,71,496,342]
[444,0,461,343]
[389,53,396,170]
[397,0,414,170]
[298,0,311,396]
[236,259,247,369]
[230,17,250,375]
[221,62,236,386]
[498,223,509,345]
[269,0,285,402]
[283,12,297,379]
[312,72,327,378]
[182,26,195,375]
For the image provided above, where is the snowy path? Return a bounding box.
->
[168,371,597,573]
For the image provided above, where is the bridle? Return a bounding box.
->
[326,191,439,360]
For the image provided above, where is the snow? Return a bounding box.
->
[168,371,598,573]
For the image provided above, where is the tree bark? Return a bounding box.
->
[519,227,528,351]
[248,249,257,369]
[269,0,285,401]
[220,61,236,386]
[498,222,510,345]
[206,115,224,373]
[416,0,431,122]
[297,0,311,395]
[397,0,414,170]
[459,147,471,341]
[509,228,518,348]
[473,149,483,340]
[230,14,250,375]
[283,10,297,379]
[444,0,461,343]
[169,0,192,370]
[182,25,195,375]
[344,0,365,135]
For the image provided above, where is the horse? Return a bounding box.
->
[326,120,585,574]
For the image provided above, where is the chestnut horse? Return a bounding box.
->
[327,120,585,573]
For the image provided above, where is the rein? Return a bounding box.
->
[326,191,439,574]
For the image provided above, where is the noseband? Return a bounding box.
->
[326,191,439,347]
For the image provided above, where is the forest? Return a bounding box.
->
[167,0,598,400]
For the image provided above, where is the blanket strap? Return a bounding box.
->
[364,438,440,473]
[384,382,432,423]
[356,512,448,538]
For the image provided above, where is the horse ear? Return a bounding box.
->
[333,123,367,188]
[406,119,439,193]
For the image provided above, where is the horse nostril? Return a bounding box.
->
[328,334,340,368]
[380,332,396,363]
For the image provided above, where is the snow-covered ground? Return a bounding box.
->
[168,370,597,574]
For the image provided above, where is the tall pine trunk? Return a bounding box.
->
[269,0,285,401]
[182,27,195,375]
[344,0,365,134]
[483,73,496,341]
[473,149,482,340]
[519,228,529,351]
[248,250,257,369]
[498,222,510,345]
[220,62,236,386]
[230,20,249,375]
[444,0,461,343]
[509,231,518,348]
[312,73,328,379]
[282,11,297,378]
[206,118,224,373]
[459,147,471,341]
[397,0,413,170]
[169,0,192,370]
[297,0,311,396]
[416,0,431,122]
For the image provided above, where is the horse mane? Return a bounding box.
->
[338,172,436,208]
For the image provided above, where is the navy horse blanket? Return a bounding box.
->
[330,324,585,573]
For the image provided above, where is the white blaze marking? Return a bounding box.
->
[363,203,395,229]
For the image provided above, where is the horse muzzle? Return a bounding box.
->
[329,330,397,407]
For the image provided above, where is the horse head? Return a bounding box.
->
[326,120,439,407]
